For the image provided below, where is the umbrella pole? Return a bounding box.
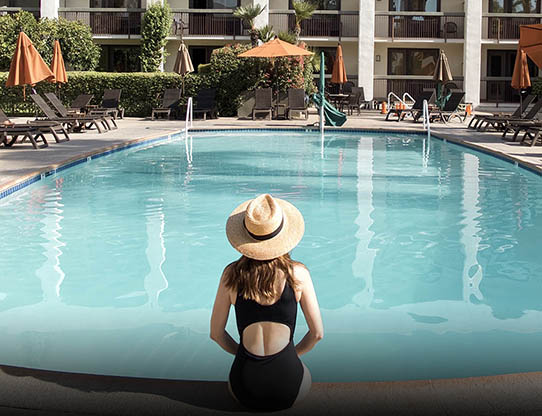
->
[520,90,523,119]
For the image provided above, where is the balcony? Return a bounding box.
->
[0,6,40,19]
[170,10,247,38]
[58,8,143,37]
[482,14,542,41]
[269,11,358,39]
[375,12,464,41]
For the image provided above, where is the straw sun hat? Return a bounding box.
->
[226,194,305,261]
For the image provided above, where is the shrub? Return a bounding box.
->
[0,11,100,71]
[140,3,172,72]
[0,71,202,117]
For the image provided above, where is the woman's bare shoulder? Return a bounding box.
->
[293,262,311,284]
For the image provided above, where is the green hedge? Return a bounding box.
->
[0,72,202,117]
[0,43,316,118]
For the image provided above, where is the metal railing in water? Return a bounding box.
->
[185,97,193,163]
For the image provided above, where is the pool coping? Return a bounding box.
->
[2,125,542,201]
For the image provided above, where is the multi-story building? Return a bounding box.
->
[1,0,540,107]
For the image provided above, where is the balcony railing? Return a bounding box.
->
[170,10,247,37]
[58,8,143,37]
[269,11,358,38]
[0,6,40,18]
[375,12,464,40]
[482,14,542,40]
[373,77,464,100]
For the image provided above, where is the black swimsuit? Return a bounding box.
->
[229,282,304,411]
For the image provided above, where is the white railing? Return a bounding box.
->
[185,96,193,133]
[403,92,415,106]
[185,97,193,164]
[387,92,406,111]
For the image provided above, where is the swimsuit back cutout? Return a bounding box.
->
[235,281,297,341]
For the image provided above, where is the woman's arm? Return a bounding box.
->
[294,265,324,356]
[210,270,239,355]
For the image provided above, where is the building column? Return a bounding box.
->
[358,0,375,100]
[463,0,482,108]
[254,0,269,30]
[40,0,59,19]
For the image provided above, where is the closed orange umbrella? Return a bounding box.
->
[6,32,54,91]
[50,40,68,85]
[238,38,312,58]
[511,46,531,118]
[331,44,347,85]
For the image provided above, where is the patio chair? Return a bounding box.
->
[31,94,109,134]
[429,91,466,123]
[88,89,124,119]
[286,88,308,120]
[151,88,181,120]
[193,88,218,120]
[477,98,542,132]
[45,92,117,130]
[345,87,362,116]
[468,94,536,129]
[520,126,542,146]
[0,108,70,144]
[67,94,94,115]
[386,90,434,122]
[0,112,49,149]
[252,88,273,120]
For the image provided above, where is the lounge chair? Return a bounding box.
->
[520,126,542,146]
[193,88,218,120]
[467,94,535,130]
[0,108,70,144]
[67,94,94,115]
[151,88,181,120]
[386,90,434,122]
[88,89,124,119]
[501,119,542,142]
[252,88,273,120]
[45,92,117,130]
[429,91,466,123]
[31,94,109,134]
[0,118,49,149]
[477,98,542,132]
[286,88,308,120]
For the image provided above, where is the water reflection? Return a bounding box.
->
[144,200,168,308]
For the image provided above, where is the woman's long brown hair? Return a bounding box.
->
[224,253,302,302]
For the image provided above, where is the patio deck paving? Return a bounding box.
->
[2,111,542,415]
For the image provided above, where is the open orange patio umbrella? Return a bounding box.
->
[518,24,542,68]
[6,32,54,97]
[238,38,313,58]
[50,40,68,85]
[331,44,347,91]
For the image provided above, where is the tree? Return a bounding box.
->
[140,2,172,72]
[233,4,266,47]
[0,11,100,71]
[257,25,275,43]
[291,0,316,45]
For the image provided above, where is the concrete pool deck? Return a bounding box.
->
[2,111,542,415]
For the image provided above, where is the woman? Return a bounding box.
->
[210,194,324,411]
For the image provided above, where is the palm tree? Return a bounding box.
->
[257,24,275,43]
[292,0,316,45]
[233,4,266,47]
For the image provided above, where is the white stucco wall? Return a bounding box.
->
[464,0,482,106]
[358,0,374,97]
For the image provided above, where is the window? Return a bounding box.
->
[387,48,438,75]
[98,45,141,72]
[289,0,340,11]
[389,0,440,12]
[487,50,538,77]
[189,0,239,9]
[189,46,219,71]
[0,0,39,6]
[489,0,539,13]
[90,0,141,7]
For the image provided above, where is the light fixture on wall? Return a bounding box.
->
[375,55,381,62]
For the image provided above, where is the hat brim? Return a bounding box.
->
[226,198,305,261]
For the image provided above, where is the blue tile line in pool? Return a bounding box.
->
[1,128,540,201]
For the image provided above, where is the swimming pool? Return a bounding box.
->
[1,130,542,382]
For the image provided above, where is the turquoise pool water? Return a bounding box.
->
[1,130,542,382]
